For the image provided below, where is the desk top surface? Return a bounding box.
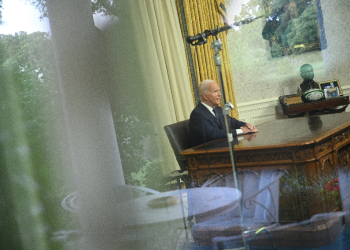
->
[182,112,350,154]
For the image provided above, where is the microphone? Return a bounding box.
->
[186,25,232,45]
[186,30,211,44]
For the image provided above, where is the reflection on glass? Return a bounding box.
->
[1,1,350,250]
[308,116,323,132]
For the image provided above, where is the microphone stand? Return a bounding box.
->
[186,14,270,249]
[210,36,238,194]
[214,33,250,250]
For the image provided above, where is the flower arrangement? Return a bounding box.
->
[320,177,342,212]
[280,171,343,214]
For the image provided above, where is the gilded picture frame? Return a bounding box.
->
[318,79,343,96]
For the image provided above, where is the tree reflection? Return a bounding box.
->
[263,0,321,57]
[23,0,125,19]
[232,0,322,57]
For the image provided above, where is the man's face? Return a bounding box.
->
[202,82,221,108]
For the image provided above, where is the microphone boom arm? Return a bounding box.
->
[186,14,265,46]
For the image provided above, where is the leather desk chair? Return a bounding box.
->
[164,119,192,238]
[163,119,190,189]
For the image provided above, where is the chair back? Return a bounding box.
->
[164,120,190,171]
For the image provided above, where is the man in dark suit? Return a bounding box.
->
[189,79,258,147]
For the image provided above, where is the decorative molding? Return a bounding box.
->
[188,157,196,169]
[342,85,350,113]
[237,97,283,125]
[236,152,292,163]
[342,85,350,92]
[197,156,231,167]
[320,154,333,170]
[238,97,279,112]
[334,129,350,146]
[338,148,350,169]
[194,152,292,167]
[293,148,314,161]
[315,140,332,155]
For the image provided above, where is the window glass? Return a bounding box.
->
[1,0,350,249]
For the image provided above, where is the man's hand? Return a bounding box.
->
[240,123,258,134]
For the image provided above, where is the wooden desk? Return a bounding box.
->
[181,113,350,223]
[280,95,349,117]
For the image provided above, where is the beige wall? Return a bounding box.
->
[225,0,350,123]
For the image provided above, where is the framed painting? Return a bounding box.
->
[262,0,327,58]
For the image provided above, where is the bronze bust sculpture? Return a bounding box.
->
[299,64,319,93]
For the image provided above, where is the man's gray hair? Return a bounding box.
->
[198,79,216,101]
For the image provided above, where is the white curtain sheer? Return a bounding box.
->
[128,0,194,171]
[130,0,193,122]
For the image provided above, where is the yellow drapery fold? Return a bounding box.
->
[216,0,228,24]
[176,0,239,118]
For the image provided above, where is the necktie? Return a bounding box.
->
[213,109,218,118]
[213,109,222,127]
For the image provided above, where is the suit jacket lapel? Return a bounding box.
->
[198,102,222,128]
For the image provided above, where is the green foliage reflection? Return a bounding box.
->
[0,32,78,250]
[113,114,166,192]
[234,0,321,57]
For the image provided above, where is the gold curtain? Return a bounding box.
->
[176,0,239,118]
